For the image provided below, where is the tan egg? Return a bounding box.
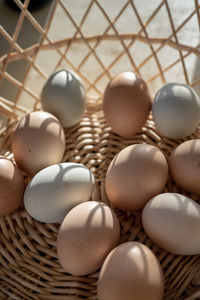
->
[0,157,25,216]
[142,193,200,255]
[169,139,200,194]
[12,111,65,177]
[105,144,168,211]
[57,201,120,276]
[97,241,164,300]
[103,72,152,137]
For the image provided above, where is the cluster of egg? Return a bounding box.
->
[1,68,200,300]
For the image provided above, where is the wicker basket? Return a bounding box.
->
[0,0,200,299]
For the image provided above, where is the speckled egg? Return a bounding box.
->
[0,156,25,216]
[12,111,65,177]
[57,201,120,275]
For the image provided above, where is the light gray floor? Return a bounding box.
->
[0,0,53,101]
[0,0,200,113]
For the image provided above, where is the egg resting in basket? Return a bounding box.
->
[0,0,200,299]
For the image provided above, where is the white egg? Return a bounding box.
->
[41,69,86,128]
[152,83,200,139]
[24,163,95,223]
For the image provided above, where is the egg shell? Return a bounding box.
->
[152,83,200,139]
[0,157,25,216]
[105,144,168,210]
[24,162,95,223]
[103,72,152,137]
[57,201,120,276]
[97,241,164,300]
[12,111,65,177]
[41,69,86,128]
[142,193,200,255]
[169,139,200,194]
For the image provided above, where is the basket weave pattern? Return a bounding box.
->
[0,0,200,299]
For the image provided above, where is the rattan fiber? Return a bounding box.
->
[0,0,200,299]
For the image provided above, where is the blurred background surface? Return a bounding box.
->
[0,0,199,115]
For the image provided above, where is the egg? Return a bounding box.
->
[57,201,120,276]
[142,193,200,255]
[152,82,200,139]
[169,139,200,194]
[0,156,25,216]
[12,111,65,177]
[103,72,152,137]
[97,241,164,300]
[41,69,86,128]
[105,144,168,210]
[24,162,95,223]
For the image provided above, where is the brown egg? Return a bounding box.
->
[169,139,200,194]
[103,72,152,137]
[57,201,120,276]
[105,144,168,210]
[97,241,164,300]
[12,111,65,177]
[0,157,25,216]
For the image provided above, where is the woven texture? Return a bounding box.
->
[0,0,200,299]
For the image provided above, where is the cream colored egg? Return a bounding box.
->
[142,193,200,255]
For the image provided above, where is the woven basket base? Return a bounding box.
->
[0,110,200,300]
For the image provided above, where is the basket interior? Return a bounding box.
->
[0,0,200,299]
